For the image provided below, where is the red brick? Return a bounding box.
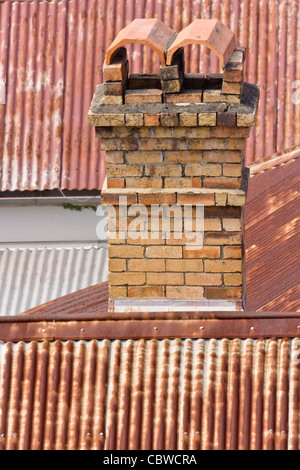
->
[165,151,203,163]
[101,192,137,205]
[217,112,236,127]
[125,89,162,104]
[223,164,242,177]
[146,246,182,259]
[107,164,143,177]
[164,178,193,188]
[144,114,160,126]
[166,286,204,299]
[165,90,203,103]
[128,286,165,298]
[203,177,241,189]
[107,177,125,188]
[109,286,127,298]
[103,80,125,95]
[160,113,179,127]
[186,273,223,286]
[139,192,177,205]
[126,178,163,189]
[223,219,242,232]
[177,193,215,206]
[223,64,244,82]
[166,259,204,272]
[128,259,165,272]
[109,259,127,272]
[204,260,242,272]
[140,139,178,151]
[147,273,184,285]
[203,151,242,163]
[108,245,144,258]
[106,151,124,164]
[212,127,249,138]
[185,164,222,177]
[222,81,243,95]
[101,138,139,151]
[224,273,243,286]
[103,48,127,82]
[205,287,242,299]
[126,150,163,165]
[184,246,220,259]
[103,95,123,105]
[227,138,245,150]
[145,164,182,177]
[223,246,242,258]
[110,272,146,285]
[204,232,241,245]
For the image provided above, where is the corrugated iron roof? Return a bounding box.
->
[0,246,108,316]
[20,282,109,317]
[0,337,299,450]
[1,0,299,191]
[245,147,300,312]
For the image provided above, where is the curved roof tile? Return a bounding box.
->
[166,19,236,68]
[105,18,175,67]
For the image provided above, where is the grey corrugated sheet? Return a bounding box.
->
[0,338,298,450]
[0,0,299,191]
[0,246,108,316]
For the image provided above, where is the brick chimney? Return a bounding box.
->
[88,19,259,312]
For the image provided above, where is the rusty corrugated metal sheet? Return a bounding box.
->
[0,337,299,450]
[245,147,300,312]
[20,281,109,317]
[1,0,299,190]
[0,0,66,190]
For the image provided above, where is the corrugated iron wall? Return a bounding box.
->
[0,246,108,316]
[0,338,299,450]
[0,0,299,191]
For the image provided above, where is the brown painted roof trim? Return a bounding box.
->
[1,317,300,342]
[7,310,300,323]
[249,145,300,176]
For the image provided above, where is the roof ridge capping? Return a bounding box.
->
[249,145,300,176]
[105,18,236,69]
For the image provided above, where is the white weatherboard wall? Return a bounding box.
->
[0,204,108,316]
[0,204,107,244]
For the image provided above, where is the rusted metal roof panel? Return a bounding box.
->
[0,337,299,450]
[245,147,300,312]
[60,0,106,190]
[0,0,66,190]
[20,282,109,318]
[1,0,299,190]
[0,246,108,316]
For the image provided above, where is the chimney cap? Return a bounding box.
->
[166,19,236,68]
[105,18,175,67]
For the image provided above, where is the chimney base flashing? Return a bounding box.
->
[109,298,243,313]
